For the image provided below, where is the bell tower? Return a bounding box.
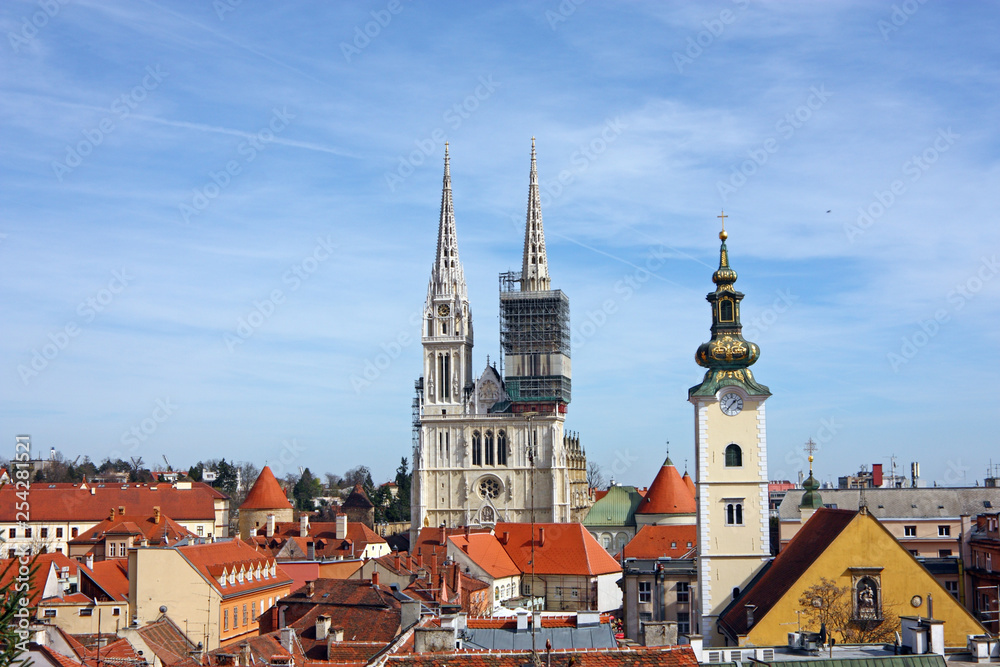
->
[689,213,771,645]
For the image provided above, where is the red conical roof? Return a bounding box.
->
[682,470,696,498]
[239,466,292,510]
[636,458,696,515]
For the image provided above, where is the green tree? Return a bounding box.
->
[1,556,39,667]
[188,462,203,482]
[293,468,323,511]
[214,458,238,498]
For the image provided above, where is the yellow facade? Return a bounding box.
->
[741,511,985,648]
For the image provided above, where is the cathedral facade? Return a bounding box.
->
[410,141,591,540]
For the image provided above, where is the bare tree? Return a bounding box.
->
[798,577,902,643]
[586,461,606,490]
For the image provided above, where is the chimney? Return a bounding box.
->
[306,581,315,598]
[109,508,115,521]
[371,572,379,588]
[266,514,276,538]
[240,642,251,667]
[500,532,509,546]
[153,506,161,524]
[85,552,94,570]
[538,528,545,547]
[118,506,125,516]
[393,551,401,571]
[307,539,316,561]
[516,610,529,632]
[315,614,331,641]
[279,628,295,654]
[439,524,447,546]
[430,554,439,587]
[462,543,469,554]
[336,514,347,540]
[300,513,309,537]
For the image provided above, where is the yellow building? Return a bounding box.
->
[717,507,985,647]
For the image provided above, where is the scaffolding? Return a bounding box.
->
[498,270,572,405]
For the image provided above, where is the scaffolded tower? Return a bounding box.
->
[499,139,572,411]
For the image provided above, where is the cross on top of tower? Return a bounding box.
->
[718,210,728,240]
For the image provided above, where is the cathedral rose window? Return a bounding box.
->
[479,478,501,499]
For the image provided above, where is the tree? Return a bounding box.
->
[324,472,343,491]
[384,458,412,523]
[0,556,38,667]
[798,577,902,644]
[213,459,239,498]
[232,461,261,508]
[344,465,371,488]
[188,463,203,482]
[586,461,606,490]
[293,468,323,511]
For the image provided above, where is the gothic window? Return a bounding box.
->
[720,298,734,322]
[497,431,508,465]
[485,431,495,466]
[479,478,501,499]
[725,501,744,525]
[442,321,448,335]
[472,431,482,466]
[725,444,743,467]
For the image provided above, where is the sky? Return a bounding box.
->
[2,1,999,489]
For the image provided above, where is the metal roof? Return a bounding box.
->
[461,623,616,650]
[582,484,643,527]
[778,488,1000,521]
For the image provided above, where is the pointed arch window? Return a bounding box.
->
[485,430,495,466]
[497,431,507,466]
[719,298,734,322]
[725,444,743,467]
[472,431,482,466]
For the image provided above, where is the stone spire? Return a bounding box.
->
[430,143,466,299]
[521,137,550,292]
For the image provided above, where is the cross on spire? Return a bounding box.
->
[717,210,729,241]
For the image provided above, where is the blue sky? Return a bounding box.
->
[2,1,998,488]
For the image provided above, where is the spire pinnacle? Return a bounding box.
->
[521,138,550,291]
[430,145,466,298]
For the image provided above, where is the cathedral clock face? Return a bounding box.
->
[437,304,450,316]
[720,392,743,416]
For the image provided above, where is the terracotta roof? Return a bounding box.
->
[342,484,374,509]
[0,482,221,522]
[32,645,84,667]
[619,524,697,560]
[80,559,130,601]
[250,520,387,560]
[1,553,79,606]
[386,645,698,667]
[718,508,857,640]
[175,538,292,597]
[240,466,292,510]
[71,512,196,549]
[495,523,621,576]
[681,471,696,497]
[265,578,404,643]
[448,533,520,579]
[636,458,696,515]
[134,615,198,665]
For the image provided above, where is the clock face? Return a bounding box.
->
[437,304,450,316]
[720,392,743,416]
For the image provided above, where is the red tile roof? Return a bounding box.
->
[175,538,292,597]
[619,525,697,560]
[33,645,84,667]
[240,466,292,510]
[636,459,696,516]
[681,471,696,498]
[342,484,374,509]
[386,645,698,667]
[250,520,387,560]
[0,482,221,522]
[448,533,520,579]
[1,552,79,606]
[71,512,196,549]
[495,523,621,576]
[718,508,857,640]
[80,559,130,602]
[263,579,404,643]
[134,616,198,665]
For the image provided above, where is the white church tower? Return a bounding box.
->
[411,142,590,541]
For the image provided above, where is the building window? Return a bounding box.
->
[677,612,691,635]
[72,527,78,537]
[233,606,238,627]
[638,581,651,604]
[571,589,579,598]
[24,528,32,538]
[719,299,734,322]
[677,582,690,603]
[938,525,951,537]
[41,528,48,539]
[44,609,57,618]
[524,584,530,595]
[79,608,93,617]
[725,501,744,526]
[724,444,742,467]
[112,608,120,616]
[602,534,611,549]
[224,609,228,630]
[8,529,15,539]
[472,431,482,466]
[242,605,248,626]
[555,587,562,597]
[988,553,993,571]
[251,601,257,621]
[939,549,952,558]
[945,581,959,598]
[639,612,652,624]
[497,431,507,466]
[670,541,677,549]
[485,431,495,466]
[56,528,63,538]
[119,543,127,557]
[197,525,204,536]
[904,525,917,537]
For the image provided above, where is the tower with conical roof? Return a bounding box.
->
[238,465,293,540]
[635,456,697,527]
[688,214,771,646]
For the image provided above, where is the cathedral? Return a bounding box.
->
[410,141,591,539]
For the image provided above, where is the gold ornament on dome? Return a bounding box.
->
[710,335,748,362]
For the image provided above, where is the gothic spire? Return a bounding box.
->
[521,137,550,292]
[430,143,466,298]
